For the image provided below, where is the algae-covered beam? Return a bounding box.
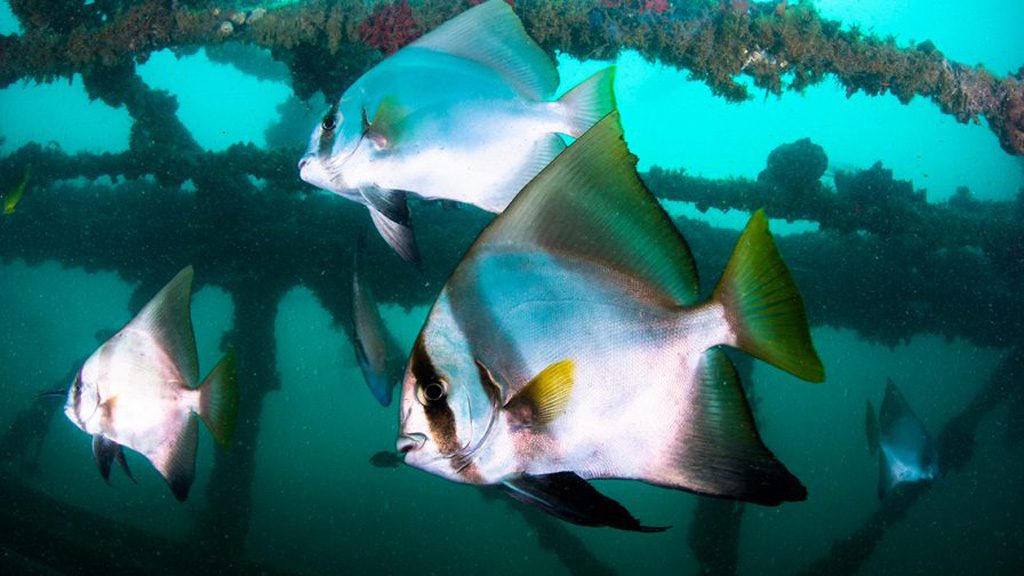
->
[3,136,1022,268]
[644,165,1024,276]
[195,282,287,558]
[1,1,1022,155]
[1,175,1019,351]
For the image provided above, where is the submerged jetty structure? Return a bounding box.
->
[1,1,1022,575]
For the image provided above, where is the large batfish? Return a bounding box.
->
[63,266,238,501]
[298,0,615,263]
[396,112,825,529]
[866,379,939,499]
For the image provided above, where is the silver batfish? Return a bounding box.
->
[866,379,939,498]
[298,0,615,263]
[64,266,238,501]
[396,112,825,526]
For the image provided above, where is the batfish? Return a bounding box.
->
[64,266,239,501]
[298,0,615,263]
[866,379,939,499]
[396,112,825,529]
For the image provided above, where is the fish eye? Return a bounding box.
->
[321,113,337,132]
[417,379,447,405]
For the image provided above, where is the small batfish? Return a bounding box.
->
[64,266,239,501]
[396,112,825,529]
[298,0,616,263]
[866,379,939,499]
[369,450,403,469]
[352,233,400,406]
[3,164,30,215]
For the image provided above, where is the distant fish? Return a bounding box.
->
[64,266,239,501]
[3,164,31,215]
[369,450,403,469]
[396,113,825,530]
[298,0,616,263]
[866,379,939,499]
[352,233,400,406]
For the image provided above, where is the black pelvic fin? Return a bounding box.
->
[93,435,136,485]
[116,447,136,484]
[92,435,119,484]
[502,472,668,533]
[362,187,420,265]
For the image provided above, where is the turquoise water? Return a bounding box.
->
[1,1,1022,574]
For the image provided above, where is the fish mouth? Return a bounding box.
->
[397,433,427,454]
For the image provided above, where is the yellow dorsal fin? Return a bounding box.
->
[505,359,574,428]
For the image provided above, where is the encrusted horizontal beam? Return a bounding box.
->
[2,141,1021,348]
[1,1,1022,154]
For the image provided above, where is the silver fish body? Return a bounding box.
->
[403,257,732,485]
[397,112,825,513]
[64,266,238,501]
[298,0,615,263]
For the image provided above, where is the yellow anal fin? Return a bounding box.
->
[505,359,574,429]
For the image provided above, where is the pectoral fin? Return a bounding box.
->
[362,188,420,265]
[502,472,668,532]
[364,96,408,149]
[504,359,574,429]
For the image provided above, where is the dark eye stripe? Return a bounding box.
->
[411,335,460,456]
[426,400,458,456]
[71,373,84,425]
[72,374,81,407]
[317,104,339,158]
[410,334,436,384]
